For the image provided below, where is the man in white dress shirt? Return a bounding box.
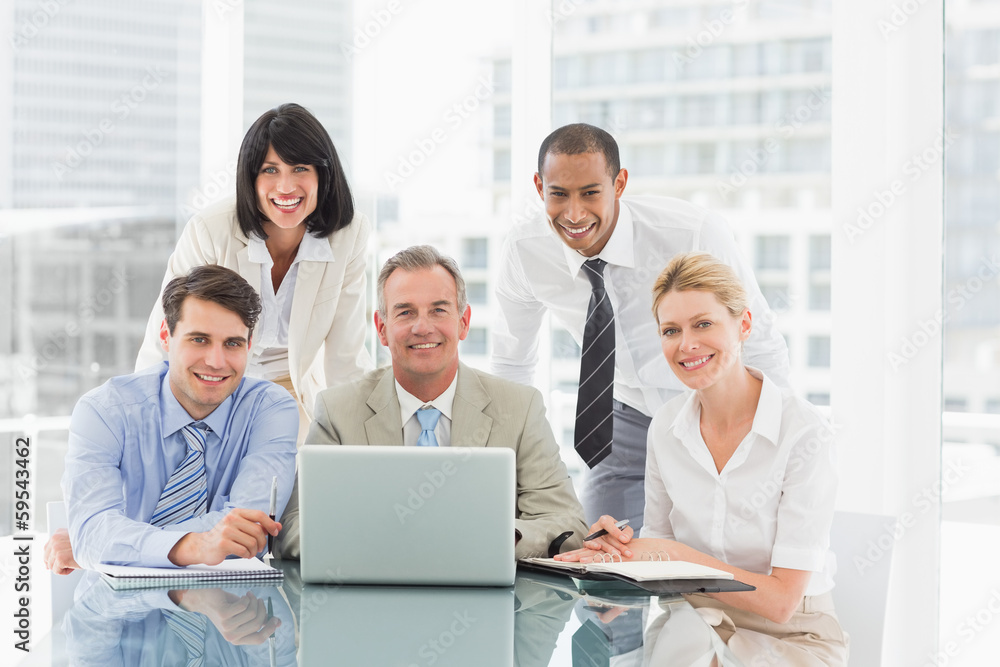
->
[491,123,790,532]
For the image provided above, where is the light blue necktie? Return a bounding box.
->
[416,407,441,447]
[151,423,209,527]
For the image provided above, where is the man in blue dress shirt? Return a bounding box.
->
[45,265,298,572]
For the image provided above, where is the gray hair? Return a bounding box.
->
[376,245,468,318]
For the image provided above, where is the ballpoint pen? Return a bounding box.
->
[267,476,277,558]
[267,596,276,667]
[584,519,629,542]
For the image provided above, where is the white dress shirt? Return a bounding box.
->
[642,368,837,597]
[395,375,459,446]
[246,231,336,381]
[492,196,790,417]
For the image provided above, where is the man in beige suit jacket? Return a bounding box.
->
[275,245,586,560]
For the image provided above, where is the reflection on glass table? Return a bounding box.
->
[280,560,743,667]
[62,571,295,667]
[36,558,848,666]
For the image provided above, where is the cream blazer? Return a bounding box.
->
[135,197,373,426]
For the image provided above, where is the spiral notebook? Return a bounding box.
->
[96,558,283,591]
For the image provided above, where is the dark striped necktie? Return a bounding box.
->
[151,423,209,527]
[575,258,615,468]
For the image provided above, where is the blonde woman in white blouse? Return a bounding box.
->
[556,252,848,666]
[137,104,372,441]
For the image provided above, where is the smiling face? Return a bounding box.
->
[534,151,628,257]
[255,145,319,232]
[160,296,250,420]
[375,265,471,401]
[655,289,752,393]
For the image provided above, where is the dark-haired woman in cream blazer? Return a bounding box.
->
[137,103,372,441]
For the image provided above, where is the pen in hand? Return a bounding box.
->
[584,519,629,542]
[267,476,277,557]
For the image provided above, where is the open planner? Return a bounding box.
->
[96,558,283,591]
[517,557,755,595]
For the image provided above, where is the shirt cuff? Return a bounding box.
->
[136,529,189,568]
[771,544,826,572]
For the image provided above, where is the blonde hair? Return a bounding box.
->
[651,252,748,323]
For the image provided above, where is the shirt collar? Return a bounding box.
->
[246,230,335,267]
[669,366,781,448]
[394,373,459,430]
[246,234,272,266]
[560,200,636,278]
[745,366,781,447]
[669,389,703,443]
[159,363,237,437]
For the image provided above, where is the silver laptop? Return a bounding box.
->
[298,445,516,586]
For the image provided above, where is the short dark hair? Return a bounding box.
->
[235,103,355,240]
[162,265,262,338]
[537,123,621,179]
[377,245,467,318]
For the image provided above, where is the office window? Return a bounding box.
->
[127,268,164,318]
[679,95,716,127]
[93,333,118,369]
[678,143,717,174]
[376,196,399,224]
[631,98,666,129]
[631,48,666,83]
[759,283,792,313]
[494,104,511,137]
[462,238,489,269]
[807,392,830,407]
[732,44,761,78]
[730,92,761,125]
[631,143,666,176]
[786,138,831,172]
[755,235,791,270]
[493,149,511,183]
[553,56,574,89]
[807,335,831,368]
[810,234,832,271]
[467,281,487,306]
[463,327,487,356]
[944,397,968,413]
[494,58,511,94]
[809,283,831,311]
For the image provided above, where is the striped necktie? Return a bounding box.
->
[163,608,208,667]
[575,258,615,468]
[151,423,209,527]
[416,407,441,447]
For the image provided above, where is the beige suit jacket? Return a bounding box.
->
[135,197,373,428]
[275,363,587,560]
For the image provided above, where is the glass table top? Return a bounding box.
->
[17,556,752,666]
